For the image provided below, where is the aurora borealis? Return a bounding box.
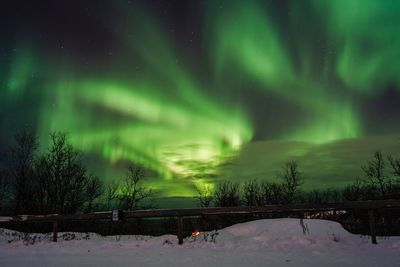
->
[1,0,400,200]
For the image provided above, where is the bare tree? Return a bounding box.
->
[8,130,38,213]
[326,188,342,203]
[214,180,240,207]
[260,181,283,205]
[45,132,86,213]
[388,155,400,178]
[279,161,303,204]
[118,165,154,210]
[305,188,342,204]
[85,175,103,212]
[34,156,53,213]
[362,151,390,198]
[306,189,325,204]
[243,180,261,206]
[196,184,214,207]
[342,178,367,201]
[35,131,102,214]
[0,168,10,212]
[387,155,400,198]
[106,181,119,210]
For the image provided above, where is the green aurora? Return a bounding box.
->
[1,0,400,198]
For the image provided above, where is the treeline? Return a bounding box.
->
[197,152,400,207]
[1,130,399,215]
[0,130,154,215]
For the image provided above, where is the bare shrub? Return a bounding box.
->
[214,180,240,207]
[260,182,283,205]
[243,180,261,206]
[196,184,214,207]
[388,155,400,178]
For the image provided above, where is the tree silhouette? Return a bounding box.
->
[8,130,38,213]
[388,155,400,178]
[0,168,10,212]
[260,181,284,205]
[196,184,214,207]
[118,165,154,210]
[362,151,390,198]
[35,131,103,214]
[279,161,303,204]
[106,181,119,210]
[243,179,261,206]
[214,180,240,207]
[85,175,103,212]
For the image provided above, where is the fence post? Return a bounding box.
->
[177,216,184,245]
[368,209,377,245]
[52,221,58,242]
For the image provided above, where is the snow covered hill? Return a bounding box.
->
[1,219,399,267]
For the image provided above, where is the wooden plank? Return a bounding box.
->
[177,217,184,245]
[368,210,377,245]
[124,199,400,219]
[5,199,400,223]
[9,211,112,223]
[52,221,58,242]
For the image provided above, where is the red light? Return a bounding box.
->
[191,231,200,237]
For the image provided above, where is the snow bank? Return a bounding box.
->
[0,219,399,267]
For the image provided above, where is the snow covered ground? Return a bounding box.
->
[1,218,399,267]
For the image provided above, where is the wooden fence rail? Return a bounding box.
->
[2,199,400,245]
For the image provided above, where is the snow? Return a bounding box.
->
[0,218,399,267]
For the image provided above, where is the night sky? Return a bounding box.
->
[1,0,400,199]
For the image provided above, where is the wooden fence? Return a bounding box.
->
[2,199,400,245]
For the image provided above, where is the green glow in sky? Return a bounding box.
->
[210,1,362,143]
[8,45,36,95]
[30,10,253,195]
[212,2,295,88]
[2,0,400,197]
[48,80,252,179]
[314,0,400,93]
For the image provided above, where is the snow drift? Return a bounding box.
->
[1,218,399,267]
